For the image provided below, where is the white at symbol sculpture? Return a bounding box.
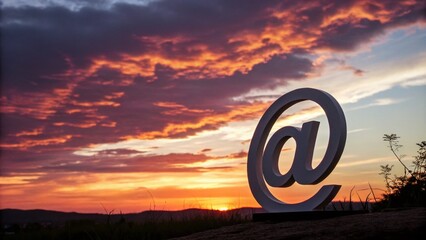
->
[247,88,346,212]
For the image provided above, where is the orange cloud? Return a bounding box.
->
[1,86,73,120]
[15,128,44,137]
[70,100,121,107]
[320,1,411,27]
[101,121,117,128]
[104,92,125,100]
[154,101,213,116]
[0,135,74,150]
[53,121,98,128]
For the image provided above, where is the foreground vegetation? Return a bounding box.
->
[374,134,426,209]
[2,209,249,240]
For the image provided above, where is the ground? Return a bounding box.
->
[172,208,426,240]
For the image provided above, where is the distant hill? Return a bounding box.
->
[0,209,105,225]
[0,201,368,225]
[0,207,262,225]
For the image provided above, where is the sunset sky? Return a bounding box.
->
[1,0,425,213]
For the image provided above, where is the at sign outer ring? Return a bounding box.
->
[247,88,346,212]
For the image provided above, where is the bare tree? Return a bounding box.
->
[383,134,413,178]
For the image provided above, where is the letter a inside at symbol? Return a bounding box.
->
[262,121,320,187]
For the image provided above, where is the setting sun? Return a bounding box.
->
[217,207,229,212]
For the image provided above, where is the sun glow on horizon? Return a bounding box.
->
[217,207,229,211]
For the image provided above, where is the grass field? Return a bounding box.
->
[1,208,251,240]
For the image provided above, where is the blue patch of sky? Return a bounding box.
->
[349,26,426,70]
[344,85,425,161]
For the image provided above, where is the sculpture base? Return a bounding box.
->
[252,210,367,222]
